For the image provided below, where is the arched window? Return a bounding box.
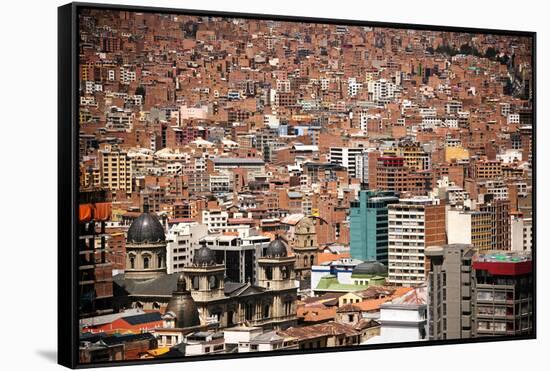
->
[129,256,135,269]
[265,267,273,280]
[310,255,314,266]
[157,254,163,268]
[209,275,218,289]
[303,255,308,266]
[193,276,200,290]
[281,266,288,280]
[143,256,150,269]
[245,303,254,321]
[263,304,270,318]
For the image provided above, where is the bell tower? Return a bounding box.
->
[258,237,298,327]
[182,245,225,302]
[258,237,296,290]
[182,245,227,326]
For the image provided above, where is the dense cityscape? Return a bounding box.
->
[77,8,533,363]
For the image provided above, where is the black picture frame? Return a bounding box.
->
[58,2,536,368]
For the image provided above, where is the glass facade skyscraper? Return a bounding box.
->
[350,190,399,263]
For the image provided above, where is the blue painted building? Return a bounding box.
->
[350,190,399,263]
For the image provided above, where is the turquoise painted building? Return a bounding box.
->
[350,190,399,263]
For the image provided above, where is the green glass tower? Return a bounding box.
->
[350,190,399,263]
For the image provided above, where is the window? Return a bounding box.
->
[264,304,270,318]
[281,266,289,279]
[245,303,254,321]
[209,275,218,289]
[193,276,200,290]
[129,256,135,269]
[143,256,150,269]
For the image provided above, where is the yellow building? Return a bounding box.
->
[384,142,430,171]
[100,146,133,195]
[444,146,470,163]
[470,211,493,252]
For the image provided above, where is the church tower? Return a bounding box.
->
[292,216,320,280]
[258,238,297,326]
[125,211,167,280]
[182,245,226,323]
[258,238,296,290]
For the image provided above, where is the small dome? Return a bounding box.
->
[266,238,287,257]
[352,261,388,276]
[127,212,165,243]
[194,246,217,266]
[166,275,200,328]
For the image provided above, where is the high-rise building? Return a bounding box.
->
[426,244,475,340]
[350,190,399,263]
[79,188,114,318]
[479,198,511,251]
[426,247,533,339]
[99,146,133,195]
[472,251,533,337]
[388,197,446,286]
[446,208,492,252]
[370,156,410,194]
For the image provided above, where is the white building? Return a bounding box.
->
[224,326,263,353]
[348,77,363,97]
[184,332,225,356]
[368,79,396,102]
[388,197,442,286]
[201,210,229,231]
[329,147,365,179]
[511,215,532,252]
[363,286,428,344]
[209,173,233,193]
[496,149,522,164]
[166,223,209,273]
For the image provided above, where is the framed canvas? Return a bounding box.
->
[58,2,536,368]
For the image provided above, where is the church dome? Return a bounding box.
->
[352,261,388,276]
[194,245,217,266]
[127,212,166,243]
[265,238,288,257]
[165,275,200,328]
